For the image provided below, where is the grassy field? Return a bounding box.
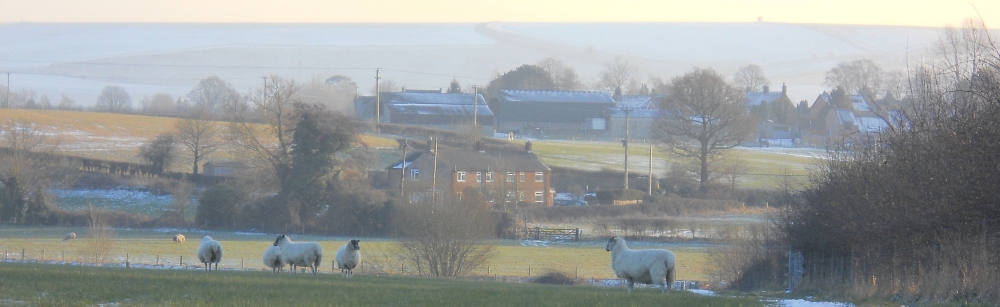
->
[0,226,714,282]
[0,263,761,307]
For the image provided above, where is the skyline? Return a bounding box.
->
[1,0,998,28]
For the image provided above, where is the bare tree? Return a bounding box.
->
[95,85,132,113]
[225,75,299,190]
[187,76,239,114]
[823,59,885,98]
[58,94,78,111]
[537,56,584,90]
[1,120,50,152]
[653,68,755,194]
[599,56,639,94]
[175,108,223,175]
[140,93,176,115]
[139,133,177,174]
[732,64,770,92]
[296,76,356,114]
[395,191,497,277]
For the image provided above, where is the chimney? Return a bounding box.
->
[763,85,769,93]
[525,141,532,153]
[782,83,787,95]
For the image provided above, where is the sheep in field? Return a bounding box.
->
[273,234,323,276]
[605,236,676,293]
[173,234,186,243]
[63,232,76,241]
[197,236,224,272]
[335,239,361,277]
[262,245,285,274]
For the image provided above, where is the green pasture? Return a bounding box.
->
[0,263,761,307]
[0,226,713,281]
[528,140,818,189]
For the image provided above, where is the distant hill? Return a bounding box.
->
[1,22,946,108]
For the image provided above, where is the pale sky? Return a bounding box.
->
[1,0,998,28]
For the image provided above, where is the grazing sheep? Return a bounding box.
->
[273,234,323,276]
[173,234,186,243]
[262,245,285,274]
[197,236,224,272]
[335,239,361,277]
[63,232,76,241]
[605,236,676,293]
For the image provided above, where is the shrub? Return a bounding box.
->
[195,184,243,229]
[532,270,578,285]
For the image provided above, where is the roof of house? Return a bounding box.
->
[614,95,657,109]
[850,95,871,112]
[835,109,857,124]
[384,92,486,106]
[389,147,549,172]
[745,91,786,107]
[386,103,494,117]
[500,90,615,104]
[856,115,890,133]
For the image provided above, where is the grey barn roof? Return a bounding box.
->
[384,92,486,106]
[386,103,494,117]
[500,90,615,104]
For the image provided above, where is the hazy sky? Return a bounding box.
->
[1,0,998,27]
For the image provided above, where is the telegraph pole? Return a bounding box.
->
[5,72,9,109]
[375,68,381,124]
[648,146,653,196]
[623,108,631,190]
[400,139,407,193]
[472,85,479,129]
[431,137,438,204]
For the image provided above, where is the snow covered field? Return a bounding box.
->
[0,22,945,108]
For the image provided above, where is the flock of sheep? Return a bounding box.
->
[168,233,360,277]
[66,231,676,293]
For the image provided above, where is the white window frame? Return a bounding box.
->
[457,171,466,182]
[409,169,419,179]
[486,172,493,182]
[476,172,482,182]
[506,172,515,183]
[534,192,543,203]
[519,172,525,182]
[535,172,545,182]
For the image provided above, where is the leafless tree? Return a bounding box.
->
[732,64,770,92]
[187,76,239,114]
[599,56,639,94]
[1,120,51,152]
[537,56,584,90]
[296,76,356,114]
[395,191,497,277]
[139,93,176,115]
[175,107,223,175]
[58,94,78,111]
[653,68,755,194]
[225,75,299,190]
[95,85,132,113]
[823,59,885,98]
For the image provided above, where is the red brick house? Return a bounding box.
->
[387,142,553,206]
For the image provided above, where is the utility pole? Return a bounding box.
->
[623,108,631,190]
[261,76,268,117]
[5,72,9,109]
[648,146,653,196]
[472,85,479,129]
[400,139,407,194]
[375,68,381,125]
[431,137,438,204]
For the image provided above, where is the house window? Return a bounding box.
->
[534,192,543,203]
[506,172,515,182]
[457,171,466,182]
[486,172,493,182]
[519,172,525,182]
[409,169,419,179]
[535,172,545,182]
[476,172,482,182]
[519,192,524,202]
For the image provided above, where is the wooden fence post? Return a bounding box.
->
[41,250,44,261]
[126,253,130,268]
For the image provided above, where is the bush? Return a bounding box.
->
[195,184,243,229]
[531,270,578,285]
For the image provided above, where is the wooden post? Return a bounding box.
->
[487,266,490,275]
[180,255,183,266]
[41,250,44,261]
[156,255,159,265]
[241,258,244,270]
[401,263,404,275]
[528,266,531,276]
[126,253,130,268]
[62,251,65,262]
[22,248,25,262]
[576,267,579,279]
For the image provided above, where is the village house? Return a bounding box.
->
[386,141,554,206]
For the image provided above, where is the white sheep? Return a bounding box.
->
[605,236,676,293]
[273,234,323,276]
[197,236,224,272]
[334,239,361,277]
[173,234,186,243]
[63,232,76,241]
[262,245,285,274]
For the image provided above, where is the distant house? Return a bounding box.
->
[802,92,885,146]
[386,142,553,206]
[745,84,791,109]
[354,89,493,133]
[495,90,615,138]
[202,161,247,177]
[745,84,797,145]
